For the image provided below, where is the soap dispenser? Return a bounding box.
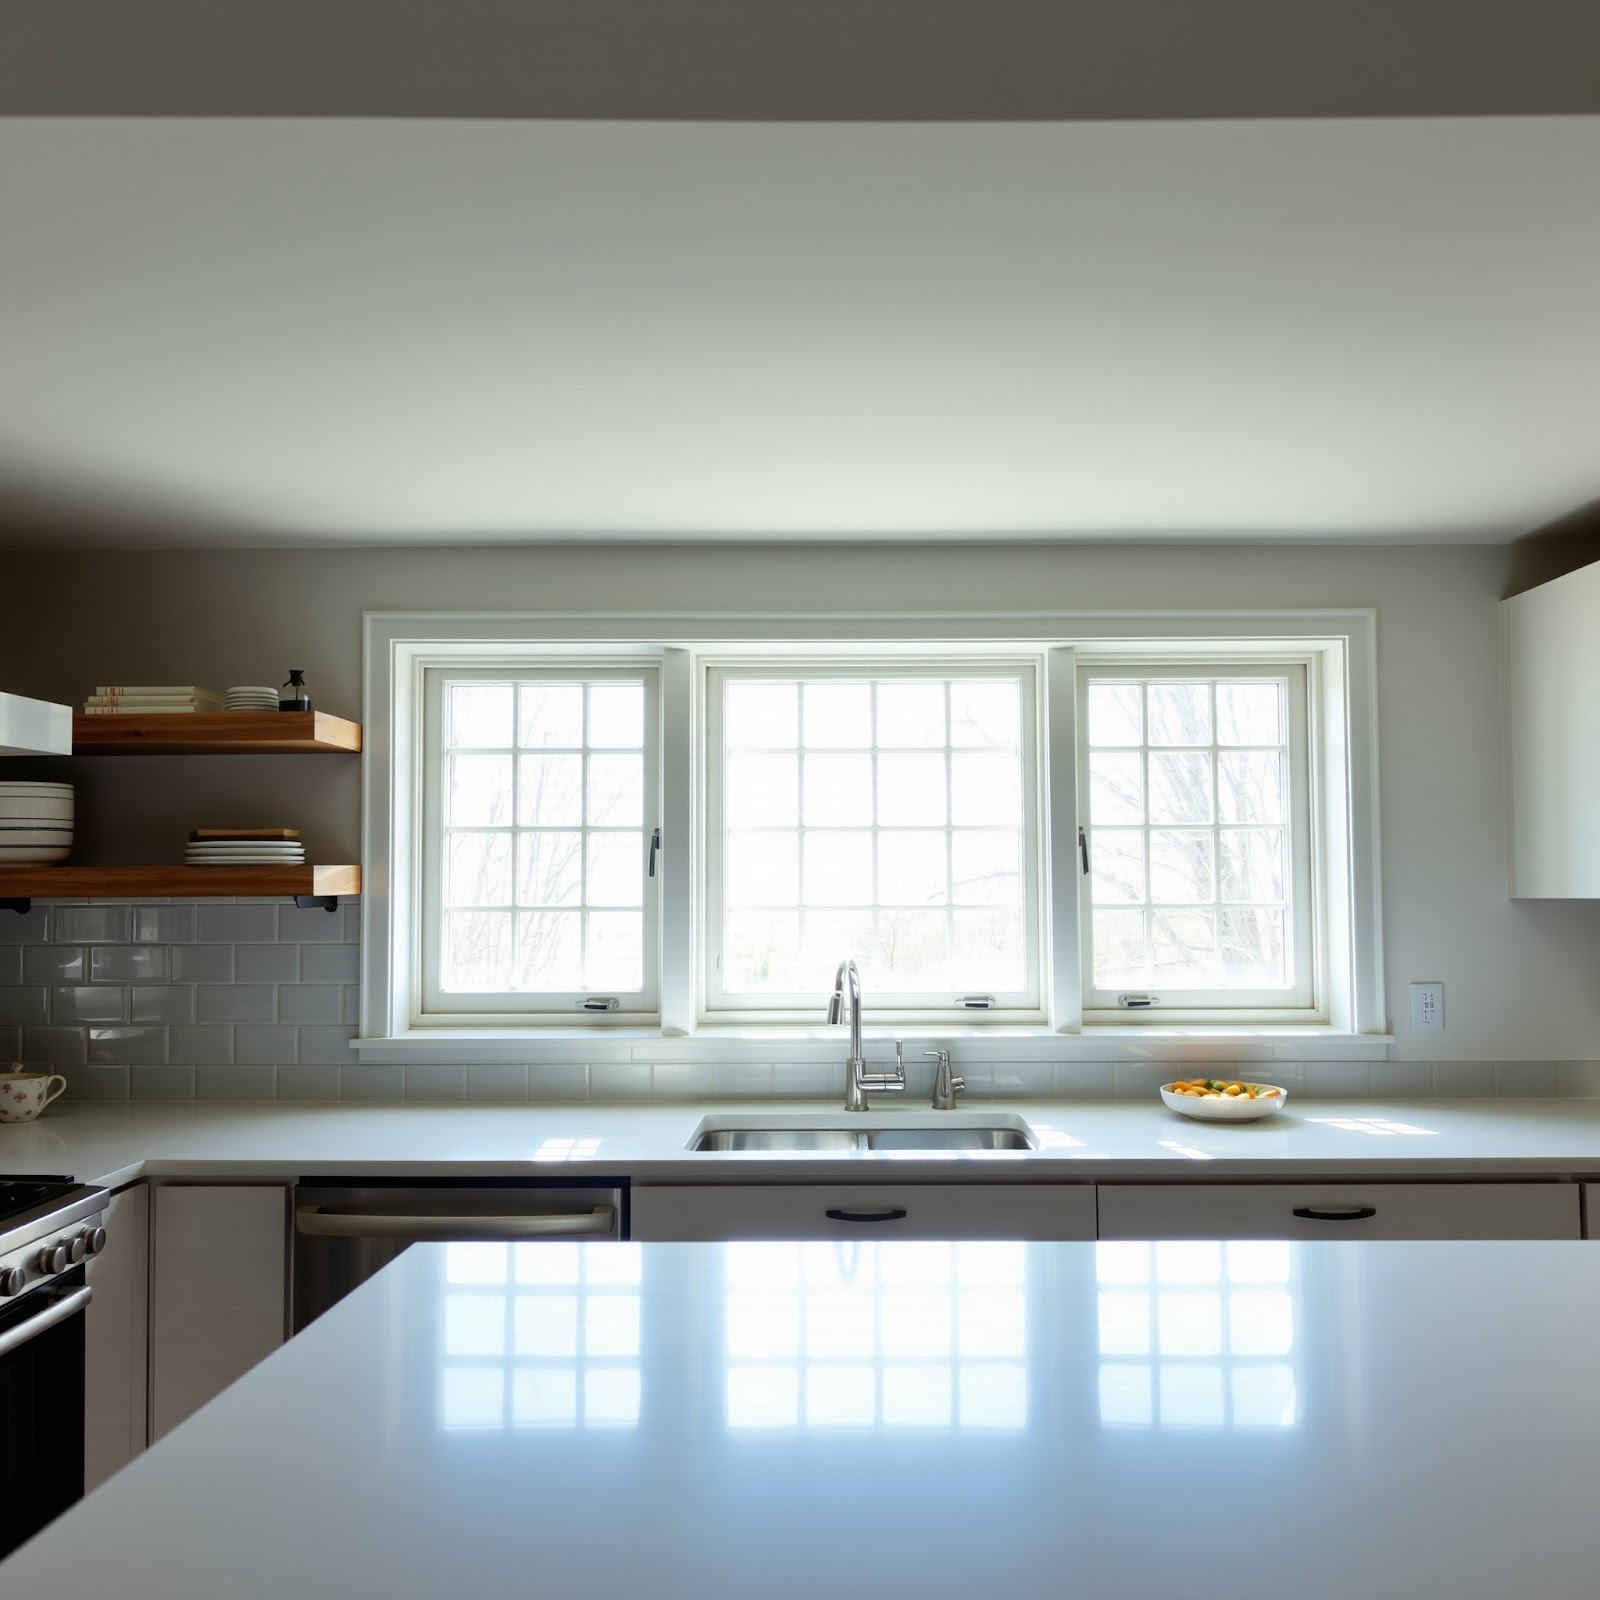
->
[279,670,311,712]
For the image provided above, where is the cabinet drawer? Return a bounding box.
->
[632,1183,1095,1241]
[1097,1182,1579,1241]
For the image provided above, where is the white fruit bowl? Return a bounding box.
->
[1160,1081,1289,1123]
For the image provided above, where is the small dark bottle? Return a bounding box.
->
[279,670,311,712]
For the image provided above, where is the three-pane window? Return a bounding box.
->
[409,650,1322,1028]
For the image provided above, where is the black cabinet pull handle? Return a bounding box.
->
[1292,1206,1378,1222]
[825,1208,908,1224]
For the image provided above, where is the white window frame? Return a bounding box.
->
[359,611,1384,1064]
[1076,658,1321,1025]
[419,663,662,1025]
[700,656,1045,1026]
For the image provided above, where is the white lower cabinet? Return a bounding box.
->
[149,1185,289,1441]
[631,1182,1096,1241]
[1097,1182,1581,1241]
[83,1183,150,1491]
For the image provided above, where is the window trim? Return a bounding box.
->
[360,610,1385,1062]
[417,663,662,1025]
[699,655,1046,1026]
[1075,658,1321,1024]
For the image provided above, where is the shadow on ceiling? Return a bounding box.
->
[1503,498,1600,599]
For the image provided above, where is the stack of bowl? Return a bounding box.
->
[0,781,74,864]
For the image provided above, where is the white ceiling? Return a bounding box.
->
[1,116,1596,546]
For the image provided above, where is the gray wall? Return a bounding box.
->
[2,540,1599,1062]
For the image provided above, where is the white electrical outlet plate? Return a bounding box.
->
[1410,982,1444,1033]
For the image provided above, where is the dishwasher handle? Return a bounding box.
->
[295,1205,616,1241]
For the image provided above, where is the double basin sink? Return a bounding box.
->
[690,1115,1036,1153]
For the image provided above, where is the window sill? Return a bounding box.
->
[352,1028,1394,1066]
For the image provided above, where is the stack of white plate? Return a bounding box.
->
[185,839,306,867]
[225,686,281,711]
[0,781,74,864]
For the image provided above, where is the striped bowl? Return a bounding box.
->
[0,782,73,864]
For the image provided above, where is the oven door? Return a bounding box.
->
[0,1265,90,1559]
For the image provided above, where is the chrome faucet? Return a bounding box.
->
[828,958,905,1112]
[925,1050,966,1111]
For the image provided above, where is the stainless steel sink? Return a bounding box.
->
[691,1129,861,1152]
[865,1127,1033,1151]
[688,1122,1035,1153]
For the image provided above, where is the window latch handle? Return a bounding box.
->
[648,826,661,878]
[1078,825,1089,876]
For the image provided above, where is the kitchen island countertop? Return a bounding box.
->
[2,1234,1594,1598]
[4,1097,1600,1188]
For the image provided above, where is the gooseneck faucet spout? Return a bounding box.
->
[828,957,905,1112]
[830,958,864,1073]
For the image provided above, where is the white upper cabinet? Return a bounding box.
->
[1502,560,1600,898]
[0,689,70,757]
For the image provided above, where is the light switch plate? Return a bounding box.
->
[1410,982,1444,1033]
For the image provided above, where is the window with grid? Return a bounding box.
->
[437,1241,643,1431]
[1077,664,1316,1020]
[421,668,659,1020]
[1094,1240,1298,1429]
[722,1241,1028,1430]
[705,664,1041,1020]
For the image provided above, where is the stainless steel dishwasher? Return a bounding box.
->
[292,1177,628,1332]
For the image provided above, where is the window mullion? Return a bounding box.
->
[659,649,695,1035]
[1045,646,1082,1031]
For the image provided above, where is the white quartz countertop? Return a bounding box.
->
[6,1234,1598,1598]
[6,1098,1600,1188]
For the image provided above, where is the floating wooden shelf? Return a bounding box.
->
[71,711,362,755]
[0,865,359,900]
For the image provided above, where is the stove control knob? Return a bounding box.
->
[67,1233,88,1263]
[80,1227,107,1258]
[0,1267,26,1297]
[37,1242,70,1275]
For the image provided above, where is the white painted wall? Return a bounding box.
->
[1,540,1597,1061]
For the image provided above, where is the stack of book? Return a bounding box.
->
[82,686,225,715]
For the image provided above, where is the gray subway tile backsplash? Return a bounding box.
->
[52,907,129,943]
[170,944,234,983]
[0,899,1596,1105]
[196,1063,277,1100]
[278,984,342,1024]
[197,904,279,944]
[0,986,49,1025]
[169,1025,234,1064]
[133,906,196,944]
[235,1025,300,1064]
[89,1025,169,1065]
[24,946,84,982]
[234,943,301,983]
[131,986,195,1024]
[51,985,126,1024]
[21,1025,87,1065]
[279,904,348,944]
[301,943,359,983]
[195,985,276,1025]
[90,945,168,983]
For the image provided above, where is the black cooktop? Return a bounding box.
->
[0,1179,79,1223]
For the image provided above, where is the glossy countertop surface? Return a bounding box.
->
[3,1098,1600,1188]
[6,1235,1598,1598]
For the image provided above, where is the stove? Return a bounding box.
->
[0,1176,110,1559]
[0,1179,109,1292]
